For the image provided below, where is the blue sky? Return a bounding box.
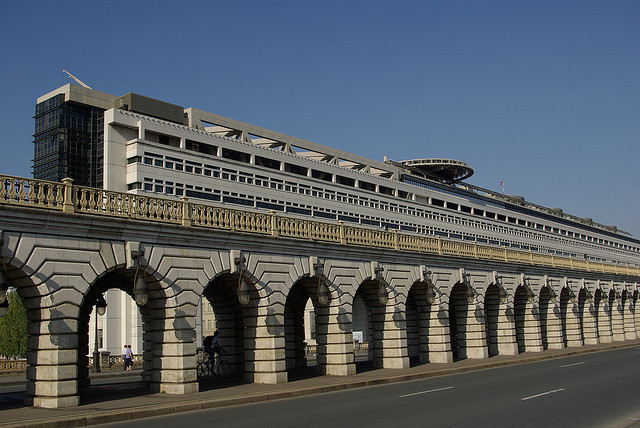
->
[1,1,638,237]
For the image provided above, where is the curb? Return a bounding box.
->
[1,341,638,428]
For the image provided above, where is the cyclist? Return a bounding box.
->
[203,330,224,368]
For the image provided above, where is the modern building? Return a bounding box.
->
[34,83,640,359]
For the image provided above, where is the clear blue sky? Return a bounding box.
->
[1,1,638,237]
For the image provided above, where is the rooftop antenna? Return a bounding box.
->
[62,70,92,89]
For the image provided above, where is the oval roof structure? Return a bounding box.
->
[398,158,474,183]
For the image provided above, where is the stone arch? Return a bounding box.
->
[283,272,335,374]
[484,283,501,357]
[594,288,611,343]
[202,269,258,381]
[353,272,390,369]
[609,289,625,341]
[622,289,636,340]
[578,287,597,345]
[448,282,473,361]
[538,285,554,349]
[514,285,528,353]
[406,280,433,364]
[560,286,581,347]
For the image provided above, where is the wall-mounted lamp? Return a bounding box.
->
[522,277,535,304]
[494,274,507,304]
[132,251,148,306]
[583,289,593,303]
[466,286,475,304]
[374,266,387,305]
[423,270,436,305]
[235,257,251,306]
[314,262,329,306]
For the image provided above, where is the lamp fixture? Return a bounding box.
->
[466,286,475,304]
[584,289,593,303]
[93,293,107,373]
[522,277,535,303]
[96,294,107,315]
[374,266,387,305]
[493,274,507,304]
[423,270,436,305]
[314,262,329,306]
[235,257,250,306]
[132,251,148,306]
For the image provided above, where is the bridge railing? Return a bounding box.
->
[1,175,639,278]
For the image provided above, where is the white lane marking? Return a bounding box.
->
[399,386,454,398]
[521,388,565,401]
[560,361,586,368]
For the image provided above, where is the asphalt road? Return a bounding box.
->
[97,347,640,428]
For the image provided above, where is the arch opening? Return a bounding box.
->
[353,278,387,370]
[283,277,329,377]
[484,284,500,357]
[406,281,433,365]
[449,283,470,361]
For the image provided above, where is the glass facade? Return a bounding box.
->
[33,94,105,188]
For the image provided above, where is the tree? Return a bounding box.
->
[0,291,28,359]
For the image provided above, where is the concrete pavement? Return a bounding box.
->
[1,340,639,428]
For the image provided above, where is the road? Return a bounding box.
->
[97,347,640,428]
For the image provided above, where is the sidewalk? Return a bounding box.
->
[1,340,639,428]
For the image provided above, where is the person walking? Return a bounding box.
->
[126,345,134,370]
[122,345,128,371]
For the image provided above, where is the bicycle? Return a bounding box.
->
[197,351,231,379]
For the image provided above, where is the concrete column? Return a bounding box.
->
[623,299,637,340]
[565,301,583,347]
[545,301,564,349]
[25,316,80,408]
[244,303,287,384]
[496,302,518,355]
[465,303,488,359]
[148,307,198,395]
[523,301,543,352]
[427,304,452,363]
[315,304,355,376]
[581,301,599,345]
[378,304,409,369]
[597,301,613,343]
[611,299,625,342]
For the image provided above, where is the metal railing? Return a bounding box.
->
[1,174,639,278]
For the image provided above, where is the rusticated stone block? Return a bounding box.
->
[150,382,199,394]
[150,369,197,383]
[26,364,77,381]
[26,380,77,397]
[27,349,77,365]
[247,372,288,384]
[32,395,79,408]
[27,333,78,350]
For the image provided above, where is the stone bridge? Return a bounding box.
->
[0,175,638,408]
